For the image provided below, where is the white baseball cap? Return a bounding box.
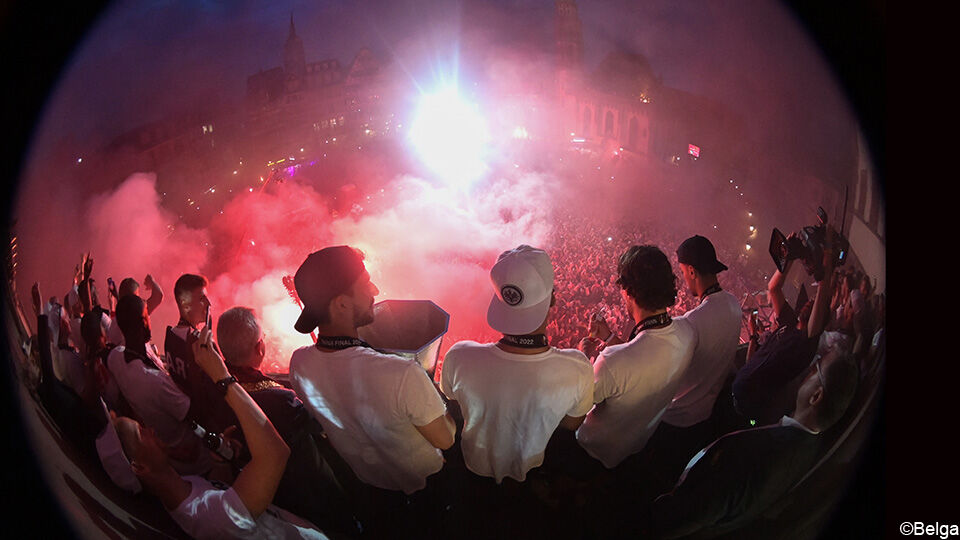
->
[486,245,554,335]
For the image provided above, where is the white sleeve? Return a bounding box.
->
[568,361,595,417]
[438,348,458,400]
[157,370,191,422]
[592,351,618,405]
[173,484,257,539]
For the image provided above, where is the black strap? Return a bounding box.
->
[699,283,723,304]
[498,334,549,349]
[123,347,162,371]
[628,312,672,341]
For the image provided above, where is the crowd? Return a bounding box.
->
[545,211,761,349]
[22,223,884,539]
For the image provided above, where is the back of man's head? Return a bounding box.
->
[815,354,859,430]
[617,245,677,311]
[217,307,262,367]
[174,274,208,306]
[80,309,106,350]
[486,245,555,335]
[119,277,140,299]
[116,294,147,339]
[676,235,728,276]
[293,246,366,334]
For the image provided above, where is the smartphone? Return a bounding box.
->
[206,305,213,330]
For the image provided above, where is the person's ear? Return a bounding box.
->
[257,339,266,358]
[130,460,148,477]
[808,387,824,407]
[550,290,556,307]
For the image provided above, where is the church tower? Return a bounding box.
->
[555,0,584,72]
[554,0,584,138]
[283,14,306,92]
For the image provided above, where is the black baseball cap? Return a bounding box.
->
[677,235,728,274]
[293,246,366,333]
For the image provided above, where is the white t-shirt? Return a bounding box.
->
[106,316,125,346]
[106,344,209,475]
[440,341,594,483]
[170,476,328,540]
[663,291,742,427]
[289,345,448,494]
[576,317,696,468]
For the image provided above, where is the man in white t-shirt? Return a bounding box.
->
[665,235,742,428]
[637,235,745,490]
[287,246,456,497]
[440,245,593,483]
[113,327,328,540]
[576,245,696,469]
[107,294,211,476]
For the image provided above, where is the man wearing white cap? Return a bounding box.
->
[440,245,594,484]
[287,246,455,497]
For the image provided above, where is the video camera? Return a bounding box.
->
[768,206,849,282]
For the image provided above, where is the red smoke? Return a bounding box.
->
[15,163,558,374]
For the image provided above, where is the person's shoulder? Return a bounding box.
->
[106,345,126,365]
[288,344,320,370]
[672,317,697,343]
[446,340,487,356]
[671,316,695,333]
[598,339,634,364]
[546,347,592,370]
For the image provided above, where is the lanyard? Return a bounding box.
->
[628,312,672,341]
[316,335,373,351]
[498,334,549,349]
[699,283,723,305]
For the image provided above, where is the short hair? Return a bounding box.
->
[816,354,859,430]
[116,294,146,337]
[217,307,262,366]
[616,245,678,311]
[174,274,208,304]
[119,278,140,298]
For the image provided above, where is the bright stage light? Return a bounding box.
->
[409,87,489,187]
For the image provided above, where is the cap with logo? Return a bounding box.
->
[486,245,554,335]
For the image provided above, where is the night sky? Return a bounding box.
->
[21,0,871,184]
[0,1,895,537]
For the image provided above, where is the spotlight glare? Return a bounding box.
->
[409,86,489,187]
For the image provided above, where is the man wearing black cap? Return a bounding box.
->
[287,246,456,500]
[639,235,745,489]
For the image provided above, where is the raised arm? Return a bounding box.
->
[191,328,289,519]
[767,257,794,320]
[143,274,164,315]
[806,227,839,339]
